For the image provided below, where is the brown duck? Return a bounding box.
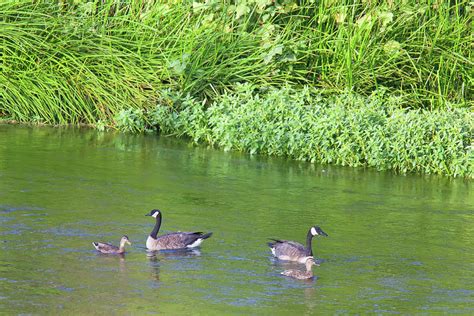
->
[92,235,131,254]
[281,257,318,280]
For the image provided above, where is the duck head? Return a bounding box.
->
[120,235,132,246]
[305,257,318,270]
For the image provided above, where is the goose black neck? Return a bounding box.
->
[305,229,314,256]
[150,213,162,239]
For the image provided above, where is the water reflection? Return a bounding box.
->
[0,125,472,314]
[94,252,127,272]
[146,254,161,282]
[146,249,201,281]
[303,286,318,315]
[146,248,202,260]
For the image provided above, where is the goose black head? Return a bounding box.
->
[145,209,161,218]
[310,226,328,237]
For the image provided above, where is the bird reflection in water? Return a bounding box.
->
[146,248,201,281]
[95,252,127,273]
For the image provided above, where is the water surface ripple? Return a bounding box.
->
[0,125,473,314]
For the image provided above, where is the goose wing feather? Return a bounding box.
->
[271,240,308,259]
[154,232,211,249]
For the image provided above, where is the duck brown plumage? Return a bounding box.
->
[281,257,318,280]
[92,235,131,254]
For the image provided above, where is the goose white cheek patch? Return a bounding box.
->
[311,227,317,235]
[152,212,159,218]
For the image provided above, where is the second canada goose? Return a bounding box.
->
[268,226,328,264]
[145,209,212,251]
[92,235,131,254]
[281,257,317,280]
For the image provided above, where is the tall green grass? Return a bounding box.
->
[1,1,472,177]
[1,0,472,125]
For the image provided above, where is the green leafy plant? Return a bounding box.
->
[152,84,473,178]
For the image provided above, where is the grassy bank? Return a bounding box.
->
[1,1,473,177]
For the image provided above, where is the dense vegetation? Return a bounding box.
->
[1,1,472,177]
[119,85,470,178]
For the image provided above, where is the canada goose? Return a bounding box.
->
[268,226,328,264]
[92,235,131,254]
[145,209,212,251]
[281,257,317,280]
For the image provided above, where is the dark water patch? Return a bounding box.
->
[40,227,99,237]
[410,261,423,266]
[0,223,30,236]
[0,205,45,214]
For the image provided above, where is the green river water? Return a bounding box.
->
[0,125,473,314]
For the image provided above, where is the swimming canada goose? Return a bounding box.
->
[268,226,328,264]
[145,209,212,251]
[281,257,317,280]
[92,235,131,254]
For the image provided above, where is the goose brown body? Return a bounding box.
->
[268,226,328,264]
[145,209,212,251]
[146,231,213,251]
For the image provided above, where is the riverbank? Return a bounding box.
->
[1,1,472,177]
[150,85,473,178]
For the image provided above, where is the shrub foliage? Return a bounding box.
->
[150,85,472,178]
